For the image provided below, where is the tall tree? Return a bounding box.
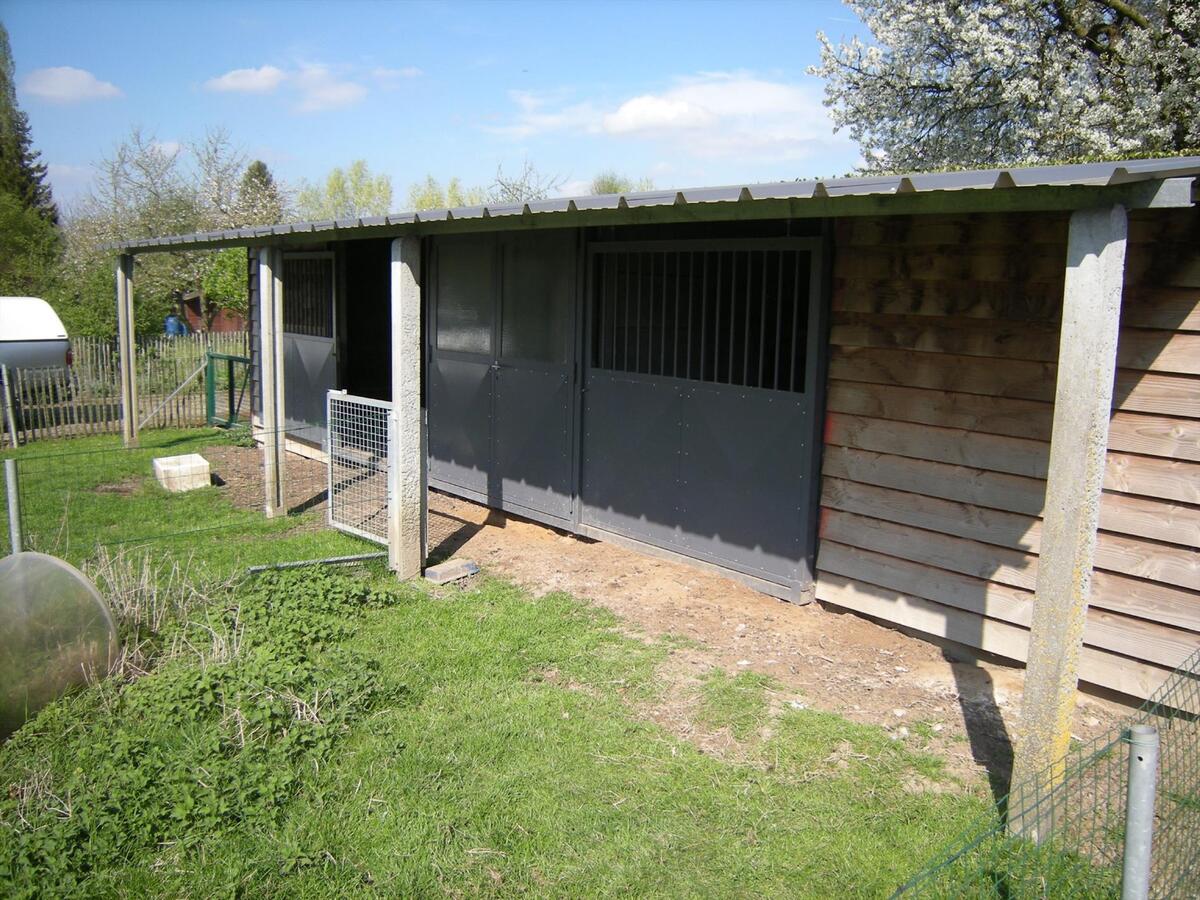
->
[490,159,564,204]
[0,23,56,222]
[590,171,654,195]
[296,160,392,220]
[812,0,1200,172]
[58,127,264,336]
[234,160,287,226]
[407,174,488,211]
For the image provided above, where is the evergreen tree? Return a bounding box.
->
[234,160,286,226]
[0,23,56,222]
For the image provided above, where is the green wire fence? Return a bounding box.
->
[896,647,1200,898]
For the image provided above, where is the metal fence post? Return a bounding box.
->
[5,458,21,554]
[1122,724,1159,900]
[204,352,215,425]
[1,364,18,448]
[224,356,233,424]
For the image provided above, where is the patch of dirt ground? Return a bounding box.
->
[425,490,1127,791]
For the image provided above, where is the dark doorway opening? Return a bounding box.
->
[341,238,392,402]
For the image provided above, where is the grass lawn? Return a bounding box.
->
[1,428,372,573]
[1,430,988,896]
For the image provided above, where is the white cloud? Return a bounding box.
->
[603,95,715,134]
[486,89,600,139]
[495,72,850,164]
[204,65,287,94]
[202,63,366,112]
[21,67,121,103]
[293,64,366,112]
[373,65,423,86]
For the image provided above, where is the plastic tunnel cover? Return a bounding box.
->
[0,552,118,738]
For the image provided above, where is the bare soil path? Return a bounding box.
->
[426,490,1126,791]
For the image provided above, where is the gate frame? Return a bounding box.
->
[326,389,393,546]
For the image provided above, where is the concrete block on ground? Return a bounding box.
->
[153,453,211,493]
[424,558,479,585]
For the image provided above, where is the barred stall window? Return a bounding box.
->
[282,256,334,338]
[590,243,813,392]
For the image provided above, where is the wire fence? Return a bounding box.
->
[896,648,1200,898]
[1,332,248,446]
[1,425,341,564]
[327,391,390,545]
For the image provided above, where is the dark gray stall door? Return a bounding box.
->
[428,230,576,525]
[580,240,822,592]
[282,253,336,448]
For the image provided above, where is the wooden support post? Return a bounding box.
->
[1010,205,1128,837]
[258,247,286,518]
[115,254,139,447]
[388,236,425,577]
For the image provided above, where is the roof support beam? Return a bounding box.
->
[258,247,286,518]
[1010,204,1128,839]
[388,236,425,578]
[115,254,138,447]
[116,178,1196,255]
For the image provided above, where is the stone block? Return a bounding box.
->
[152,453,211,493]
[424,558,480,585]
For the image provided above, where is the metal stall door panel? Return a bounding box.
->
[428,235,495,498]
[580,374,683,547]
[282,254,336,448]
[493,230,576,522]
[578,241,821,595]
[494,368,572,519]
[284,334,336,445]
[428,356,492,496]
[677,387,807,583]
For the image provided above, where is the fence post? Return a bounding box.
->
[5,458,21,554]
[226,356,236,425]
[1121,724,1159,900]
[204,352,215,425]
[1,364,18,448]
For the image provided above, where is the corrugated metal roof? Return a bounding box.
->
[117,156,1200,251]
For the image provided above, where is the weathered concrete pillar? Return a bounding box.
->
[1010,205,1128,837]
[115,254,139,447]
[258,247,286,518]
[388,236,425,577]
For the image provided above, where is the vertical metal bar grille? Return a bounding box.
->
[591,244,810,394]
[327,390,390,544]
[282,257,334,337]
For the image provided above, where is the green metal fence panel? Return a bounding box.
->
[896,649,1200,898]
[205,352,252,428]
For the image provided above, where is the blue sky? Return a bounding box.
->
[5,0,871,210]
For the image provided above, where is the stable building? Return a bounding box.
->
[114,156,1200,703]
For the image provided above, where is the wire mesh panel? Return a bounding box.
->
[896,648,1200,898]
[327,391,390,545]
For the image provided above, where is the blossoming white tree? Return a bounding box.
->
[812,0,1199,172]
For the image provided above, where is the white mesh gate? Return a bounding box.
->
[327,390,391,544]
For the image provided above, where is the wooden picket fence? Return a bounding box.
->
[1,332,249,446]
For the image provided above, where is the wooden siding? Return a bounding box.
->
[815,208,1200,700]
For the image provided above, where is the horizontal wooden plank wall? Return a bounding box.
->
[814,208,1200,700]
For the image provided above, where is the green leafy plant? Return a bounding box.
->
[0,568,410,896]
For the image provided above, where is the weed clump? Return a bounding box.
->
[0,567,410,896]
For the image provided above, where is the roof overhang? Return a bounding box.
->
[115,157,1200,255]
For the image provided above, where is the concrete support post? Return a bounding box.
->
[388,236,425,578]
[115,254,139,447]
[1010,205,1128,837]
[258,247,286,518]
